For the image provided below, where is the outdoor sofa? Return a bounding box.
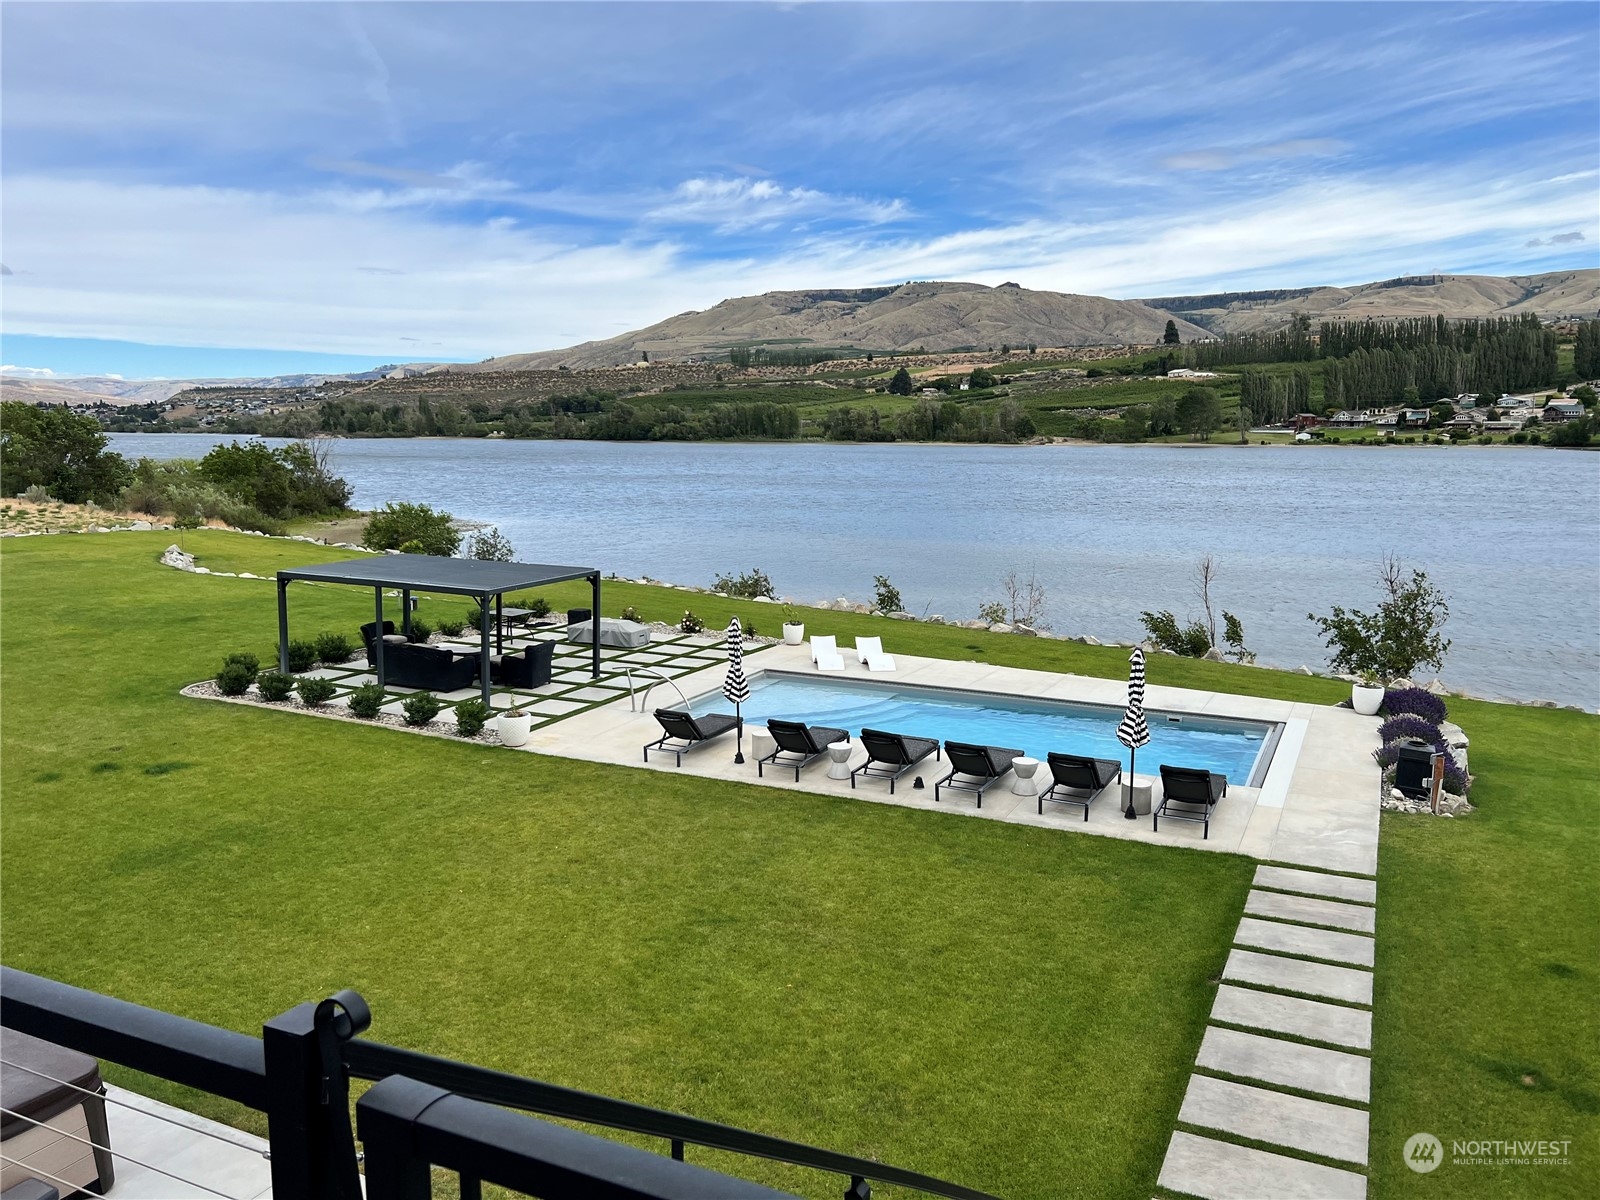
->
[935,741,1025,807]
[380,643,480,692]
[851,728,940,794]
[644,708,739,766]
[1038,752,1123,819]
[1154,765,1228,839]
[758,718,849,781]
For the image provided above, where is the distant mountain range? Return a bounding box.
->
[7,269,1595,402]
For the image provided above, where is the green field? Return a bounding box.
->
[1,531,1594,1197]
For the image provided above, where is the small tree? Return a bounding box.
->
[466,526,514,561]
[1000,567,1048,629]
[1163,319,1181,345]
[1308,556,1451,683]
[363,502,460,556]
[888,367,915,396]
[969,367,997,390]
[1174,387,1222,440]
[872,575,903,614]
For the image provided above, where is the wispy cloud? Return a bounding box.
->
[645,177,908,231]
[308,158,467,191]
[1,364,56,377]
[1161,138,1345,172]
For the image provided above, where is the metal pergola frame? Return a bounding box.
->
[275,555,601,706]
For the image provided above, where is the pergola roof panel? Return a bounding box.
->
[276,554,598,596]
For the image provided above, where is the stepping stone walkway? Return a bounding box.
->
[1157,864,1377,1199]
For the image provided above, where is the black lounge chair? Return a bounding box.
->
[494,640,555,689]
[935,741,1025,808]
[644,708,739,766]
[1038,752,1123,820]
[1154,765,1228,839]
[759,718,850,781]
[851,728,940,794]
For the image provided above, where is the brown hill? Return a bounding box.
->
[452,281,1212,371]
[1139,269,1599,334]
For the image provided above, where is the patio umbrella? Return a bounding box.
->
[723,616,751,763]
[1116,646,1151,820]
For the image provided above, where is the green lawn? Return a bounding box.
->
[2,530,1595,1198]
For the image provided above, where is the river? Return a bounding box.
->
[108,434,1600,708]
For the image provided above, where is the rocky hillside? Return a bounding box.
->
[456,281,1213,371]
[1138,269,1598,334]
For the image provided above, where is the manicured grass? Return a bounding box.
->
[1,531,1254,1199]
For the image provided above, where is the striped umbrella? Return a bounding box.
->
[1116,646,1151,820]
[723,616,751,763]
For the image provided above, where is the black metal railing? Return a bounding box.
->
[1,967,1000,1200]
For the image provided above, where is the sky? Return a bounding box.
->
[2,1,1597,380]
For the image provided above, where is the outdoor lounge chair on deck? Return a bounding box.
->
[1154,764,1228,839]
[494,640,555,689]
[759,718,850,781]
[811,635,845,671]
[935,741,1024,807]
[851,728,940,794]
[644,708,739,766]
[852,636,896,671]
[1038,752,1123,820]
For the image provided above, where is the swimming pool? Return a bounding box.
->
[688,671,1281,786]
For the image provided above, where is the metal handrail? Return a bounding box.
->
[626,665,689,713]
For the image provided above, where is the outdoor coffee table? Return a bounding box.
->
[1010,756,1041,796]
[827,740,854,780]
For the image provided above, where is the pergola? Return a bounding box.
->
[275,555,601,705]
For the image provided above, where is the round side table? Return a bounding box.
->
[749,727,775,765]
[827,740,854,780]
[1011,756,1041,796]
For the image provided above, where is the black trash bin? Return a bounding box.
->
[1393,741,1437,799]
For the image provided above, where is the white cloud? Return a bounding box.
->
[645,177,908,231]
[1161,138,1345,172]
[1,364,56,377]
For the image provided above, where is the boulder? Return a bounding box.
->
[1012,624,1038,636]
[961,619,987,629]
[239,572,258,579]
[1077,634,1101,646]
[1425,678,1450,695]
[751,595,774,603]
[927,615,945,624]
[990,623,1013,634]
[1299,665,1315,675]
[1201,648,1226,662]
[850,603,873,614]
[129,520,152,531]
[889,611,915,620]
[1390,678,1414,690]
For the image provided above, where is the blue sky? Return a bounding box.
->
[3,1,1597,379]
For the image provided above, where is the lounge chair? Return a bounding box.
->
[494,640,555,689]
[1154,765,1228,839]
[853,636,896,671]
[935,741,1024,808]
[851,728,940,794]
[360,620,400,666]
[1038,752,1122,820]
[644,708,739,766]
[811,635,845,671]
[759,718,850,781]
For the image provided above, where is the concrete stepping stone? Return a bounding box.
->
[1235,917,1374,967]
[1197,1026,1370,1102]
[1158,1130,1367,1199]
[1178,1073,1370,1165]
[1255,865,1376,904]
[1247,890,1377,934]
[1224,949,1373,1006]
[1212,984,1373,1049]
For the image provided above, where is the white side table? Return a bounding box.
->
[749,727,775,765]
[1011,756,1041,796]
[1120,773,1156,816]
[827,740,854,780]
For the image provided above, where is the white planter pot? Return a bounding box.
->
[782,623,805,646]
[1351,684,1384,716]
[497,712,533,747]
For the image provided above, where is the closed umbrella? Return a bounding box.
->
[1116,646,1151,820]
[723,616,751,763]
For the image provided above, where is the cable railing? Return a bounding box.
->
[1,967,1001,1200]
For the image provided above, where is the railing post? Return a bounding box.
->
[262,993,369,1200]
[357,1075,451,1200]
[846,1175,871,1200]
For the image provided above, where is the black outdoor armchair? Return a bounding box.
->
[644,708,739,766]
[1038,752,1123,819]
[850,728,940,794]
[360,620,398,666]
[494,640,555,689]
[758,718,850,781]
[935,741,1025,808]
[1154,764,1229,839]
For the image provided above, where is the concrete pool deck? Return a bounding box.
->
[520,642,1381,874]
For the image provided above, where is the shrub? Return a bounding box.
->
[21,484,52,503]
[398,539,426,554]
[466,527,514,561]
[621,605,642,622]
[224,651,261,682]
[1308,556,1450,683]
[346,683,386,719]
[1382,686,1448,725]
[1377,714,1445,749]
[978,600,1008,625]
[712,567,774,599]
[527,597,551,618]
[297,676,337,707]
[454,698,492,737]
[1139,610,1211,657]
[363,501,460,556]
[437,617,466,638]
[256,671,295,702]
[872,574,903,614]
[406,618,433,643]
[285,640,318,673]
[402,694,443,726]
[744,622,760,639]
[216,661,254,696]
[313,632,354,664]
[680,609,705,634]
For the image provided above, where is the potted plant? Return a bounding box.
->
[497,706,532,748]
[781,604,805,645]
[1351,672,1385,716]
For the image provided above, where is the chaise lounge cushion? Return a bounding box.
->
[567,618,652,649]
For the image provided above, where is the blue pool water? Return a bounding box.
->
[688,671,1278,785]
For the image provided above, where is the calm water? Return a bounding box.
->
[685,671,1274,784]
[109,435,1600,707]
